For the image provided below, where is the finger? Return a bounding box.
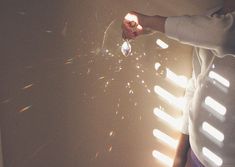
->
[124,13,139,24]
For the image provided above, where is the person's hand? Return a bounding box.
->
[122,12,166,40]
[121,12,146,40]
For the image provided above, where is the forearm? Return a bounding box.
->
[139,15,167,33]
[173,133,190,167]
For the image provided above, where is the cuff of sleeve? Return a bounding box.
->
[165,16,181,40]
[180,122,189,135]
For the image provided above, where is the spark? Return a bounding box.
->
[104,81,110,88]
[17,11,26,15]
[95,152,99,159]
[129,89,134,94]
[202,147,223,166]
[19,105,32,113]
[98,76,105,80]
[65,58,73,65]
[22,84,34,90]
[108,146,113,152]
[45,30,53,33]
[109,131,114,137]
[87,68,91,75]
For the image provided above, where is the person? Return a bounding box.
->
[122,0,235,166]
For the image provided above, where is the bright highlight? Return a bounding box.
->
[124,13,143,30]
[153,107,181,130]
[205,96,226,116]
[153,129,178,149]
[155,62,161,71]
[209,71,230,88]
[166,68,188,88]
[156,39,169,49]
[202,122,224,142]
[154,86,186,110]
[152,150,173,167]
[202,147,223,166]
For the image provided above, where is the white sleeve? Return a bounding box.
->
[181,77,195,135]
[165,12,235,57]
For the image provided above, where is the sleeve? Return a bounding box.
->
[180,77,195,135]
[165,13,235,57]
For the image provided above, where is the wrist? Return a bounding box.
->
[140,15,166,33]
[138,14,153,31]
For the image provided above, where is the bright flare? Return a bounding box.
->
[153,129,178,149]
[153,107,181,130]
[209,71,230,88]
[202,147,223,166]
[156,39,169,49]
[152,150,173,167]
[154,86,186,110]
[202,122,224,142]
[166,68,188,88]
[205,96,226,116]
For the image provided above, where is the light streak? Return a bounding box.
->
[153,107,181,130]
[205,96,226,116]
[202,147,223,166]
[153,129,178,149]
[154,86,186,110]
[209,71,230,88]
[156,39,169,49]
[19,105,32,113]
[202,122,224,142]
[22,84,34,90]
[152,150,173,167]
[166,68,188,88]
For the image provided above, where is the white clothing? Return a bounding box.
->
[165,8,235,167]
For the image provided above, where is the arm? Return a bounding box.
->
[165,14,235,56]
[173,133,190,167]
[122,12,235,56]
[121,12,167,39]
